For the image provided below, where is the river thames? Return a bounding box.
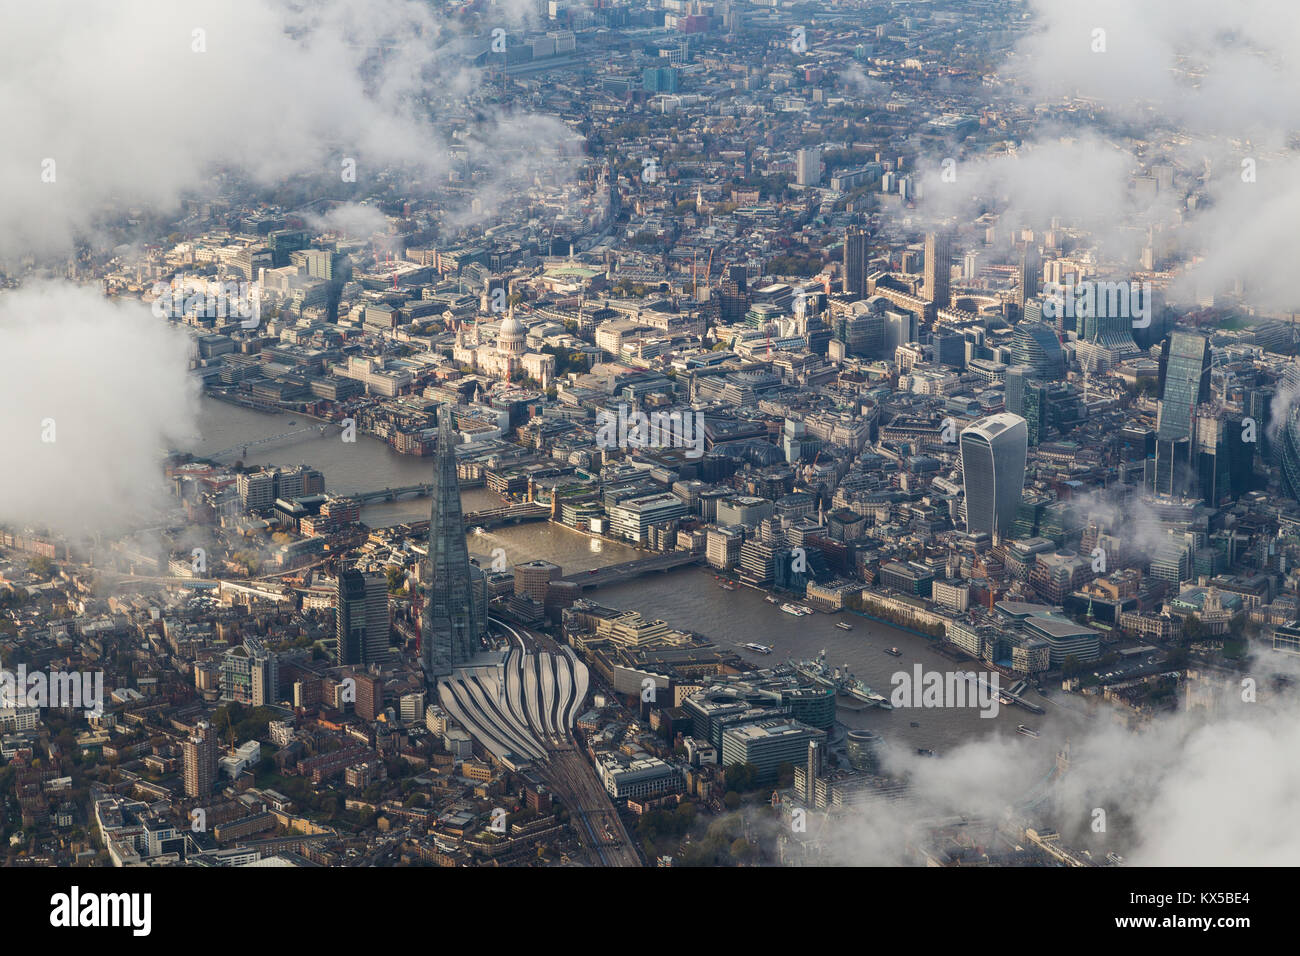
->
[189,396,1092,759]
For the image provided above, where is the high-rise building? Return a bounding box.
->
[1004,366,1030,417]
[842,226,868,297]
[183,721,217,799]
[335,569,389,666]
[718,265,750,324]
[1157,332,1211,440]
[883,308,918,356]
[923,231,952,308]
[960,413,1028,542]
[1016,247,1041,311]
[422,410,485,682]
[514,560,562,603]
[1146,437,1195,497]
[796,147,822,187]
[1010,322,1064,379]
[642,66,679,93]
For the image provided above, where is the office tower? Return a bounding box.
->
[931,329,966,368]
[1019,379,1084,446]
[797,147,822,187]
[836,297,885,357]
[1080,308,1139,352]
[718,264,749,323]
[421,410,484,682]
[293,248,352,322]
[1015,247,1041,311]
[1195,411,1253,507]
[1281,401,1300,502]
[514,560,562,603]
[883,308,918,356]
[1147,436,1195,497]
[183,721,217,798]
[1156,332,1211,440]
[960,413,1028,542]
[1005,366,1029,417]
[923,231,952,308]
[842,226,868,297]
[1131,285,1171,350]
[1011,322,1064,379]
[335,569,389,666]
[845,729,880,772]
[268,229,309,268]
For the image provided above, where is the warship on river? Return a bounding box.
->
[789,649,892,709]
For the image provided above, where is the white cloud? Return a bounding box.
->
[0,0,581,263]
[0,283,199,534]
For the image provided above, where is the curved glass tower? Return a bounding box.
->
[1010,322,1064,379]
[960,413,1029,542]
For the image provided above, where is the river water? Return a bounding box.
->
[190,396,1092,758]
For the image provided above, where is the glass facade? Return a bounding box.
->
[960,413,1029,540]
[1157,332,1210,440]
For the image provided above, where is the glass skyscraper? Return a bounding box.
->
[422,409,485,682]
[960,413,1029,542]
[1156,331,1211,441]
[1010,322,1064,379]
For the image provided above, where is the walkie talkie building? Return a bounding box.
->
[960,413,1028,543]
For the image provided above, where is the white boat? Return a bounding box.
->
[741,642,773,655]
[835,621,853,631]
[1017,725,1039,738]
[781,603,812,617]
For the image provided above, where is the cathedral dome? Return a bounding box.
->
[499,315,525,341]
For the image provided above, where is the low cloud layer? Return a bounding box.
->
[905,0,1300,313]
[818,663,1300,866]
[0,284,199,534]
[1,0,580,263]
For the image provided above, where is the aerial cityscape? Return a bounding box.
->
[0,0,1294,893]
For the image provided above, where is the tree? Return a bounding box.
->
[28,556,55,579]
[385,565,406,594]
[723,791,741,810]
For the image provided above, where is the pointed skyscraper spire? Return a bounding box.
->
[421,408,482,683]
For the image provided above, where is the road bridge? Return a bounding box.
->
[562,552,702,590]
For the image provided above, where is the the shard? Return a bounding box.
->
[421,408,482,682]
